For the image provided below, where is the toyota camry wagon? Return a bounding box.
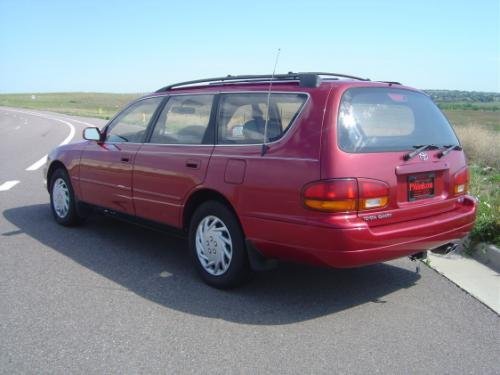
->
[44,72,477,288]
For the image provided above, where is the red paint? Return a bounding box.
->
[46,78,477,269]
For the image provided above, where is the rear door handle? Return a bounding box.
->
[186,160,200,169]
[121,157,130,163]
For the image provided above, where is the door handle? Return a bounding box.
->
[121,157,130,163]
[186,160,200,169]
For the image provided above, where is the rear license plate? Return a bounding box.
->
[408,173,435,201]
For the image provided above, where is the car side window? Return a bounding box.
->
[105,97,164,143]
[150,95,214,144]
[217,93,307,144]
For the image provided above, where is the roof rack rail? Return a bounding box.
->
[155,72,370,92]
[378,81,402,85]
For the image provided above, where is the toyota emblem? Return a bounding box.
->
[418,152,429,161]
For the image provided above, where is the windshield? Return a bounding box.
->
[337,87,459,153]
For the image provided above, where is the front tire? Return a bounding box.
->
[49,168,83,226]
[188,201,251,288]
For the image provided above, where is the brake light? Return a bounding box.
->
[453,167,469,195]
[303,179,357,212]
[302,178,389,213]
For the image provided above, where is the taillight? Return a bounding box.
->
[453,167,469,195]
[303,179,357,212]
[358,178,390,210]
[302,178,389,213]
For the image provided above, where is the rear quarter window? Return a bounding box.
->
[217,93,307,144]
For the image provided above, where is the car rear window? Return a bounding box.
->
[337,88,459,152]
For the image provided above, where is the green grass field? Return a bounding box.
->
[0,92,141,119]
[0,91,498,245]
[445,109,499,131]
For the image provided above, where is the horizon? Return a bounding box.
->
[1,0,499,93]
[1,87,500,95]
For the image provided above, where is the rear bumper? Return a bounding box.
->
[244,196,477,268]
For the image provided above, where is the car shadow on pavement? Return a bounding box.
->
[4,204,420,325]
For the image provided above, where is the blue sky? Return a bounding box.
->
[0,0,498,93]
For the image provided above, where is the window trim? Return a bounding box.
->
[103,91,310,147]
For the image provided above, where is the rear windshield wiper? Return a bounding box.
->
[437,144,462,158]
[403,144,439,161]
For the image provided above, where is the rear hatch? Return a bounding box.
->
[332,86,467,226]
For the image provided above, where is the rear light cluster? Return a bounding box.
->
[302,178,389,213]
[453,167,469,195]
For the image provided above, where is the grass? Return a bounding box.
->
[1,92,498,245]
[0,92,141,119]
[452,123,499,169]
[467,166,500,247]
[439,102,500,112]
[444,108,499,247]
[444,109,500,132]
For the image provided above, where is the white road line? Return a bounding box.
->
[0,180,20,191]
[0,108,76,171]
[24,115,75,171]
[1,108,101,128]
[59,116,101,127]
[26,155,48,171]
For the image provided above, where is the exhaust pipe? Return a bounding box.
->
[431,242,459,255]
[409,251,427,274]
[409,251,427,261]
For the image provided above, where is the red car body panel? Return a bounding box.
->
[45,78,477,269]
[133,144,214,227]
[79,142,141,214]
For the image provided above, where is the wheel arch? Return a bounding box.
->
[182,188,241,232]
[46,160,68,191]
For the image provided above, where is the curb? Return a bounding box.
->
[426,251,500,315]
[470,243,500,273]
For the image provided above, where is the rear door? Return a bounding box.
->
[79,96,164,214]
[132,94,215,227]
[326,86,465,226]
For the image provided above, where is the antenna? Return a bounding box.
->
[261,48,281,156]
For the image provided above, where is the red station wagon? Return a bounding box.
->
[44,72,477,287]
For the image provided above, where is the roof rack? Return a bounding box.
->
[155,72,370,92]
[378,81,402,86]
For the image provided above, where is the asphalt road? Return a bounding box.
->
[0,107,498,374]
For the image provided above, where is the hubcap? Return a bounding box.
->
[195,215,233,276]
[52,178,70,218]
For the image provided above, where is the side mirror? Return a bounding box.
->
[83,127,101,141]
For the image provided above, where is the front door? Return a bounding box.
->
[79,96,164,214]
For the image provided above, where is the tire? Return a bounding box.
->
[49,168,84,226]
[188,201,251,288]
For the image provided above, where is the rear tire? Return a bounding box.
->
[49,168,84,226]
[188,201,251,288]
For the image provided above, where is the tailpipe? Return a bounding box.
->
[431,242,459,255]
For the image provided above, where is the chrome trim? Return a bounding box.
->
[137,150,213,157]
[210,154,318,162]
[134,146,318,161]
[140,143,213,147]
